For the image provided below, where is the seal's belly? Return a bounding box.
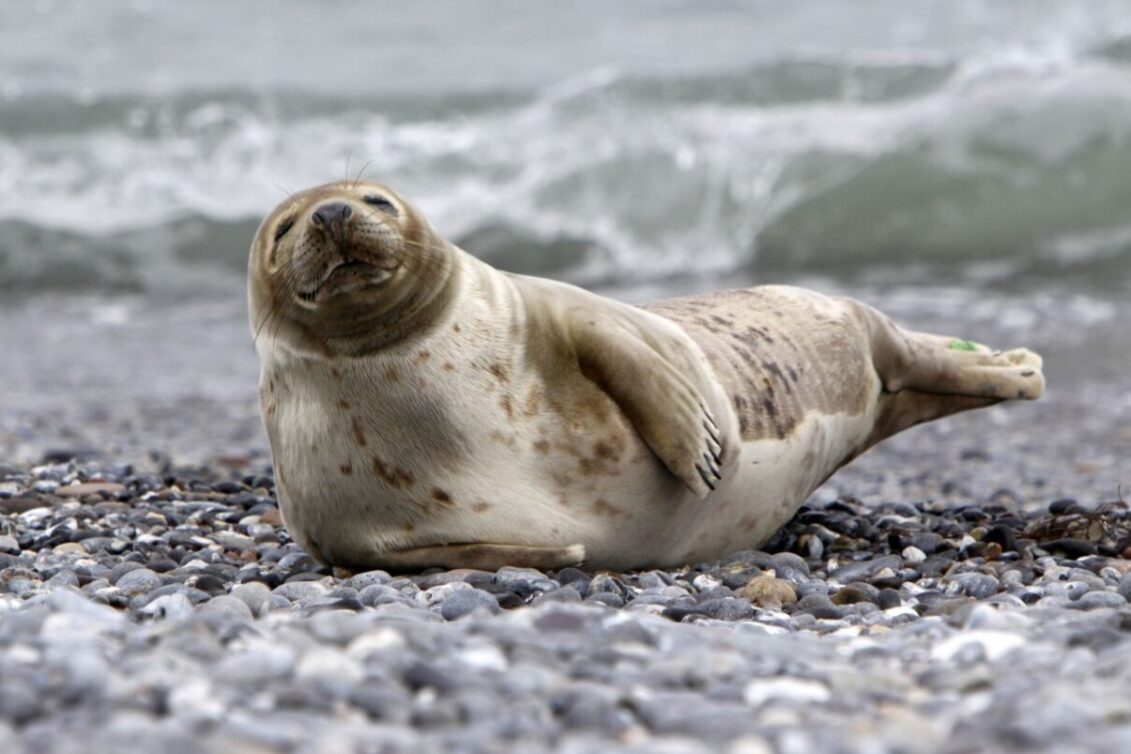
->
[269,362,878,570]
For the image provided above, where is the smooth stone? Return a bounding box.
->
[348,685,411,723]
[196,594,254,620]
[1073,591,1128,610]
[213,531,255,551]
[493,567,556,597]
[946,572,1000,600]
[585,593,624,608]
[1118,572,1131,601]
[114,568,162,595]
[0,536,18,555]
[229,582,272,616]
[358,584,405,608]
[740,576,797,608]
[1064,580,1094,601]
[345,570,392,591]
[744,677,831,706]
[273,581,328,602]
[697,597,756,621]
[0,680,41,724]
[108,562,146,584]
[56,482,126,498]
[831,555,902,583]
[138,592,195,619]
[901,546,927,563]
[792,593,843,620]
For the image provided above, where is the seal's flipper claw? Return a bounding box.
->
[696,463,717,492]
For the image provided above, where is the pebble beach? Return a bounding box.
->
[2,390,1130,754]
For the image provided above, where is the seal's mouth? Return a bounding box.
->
[297,259,395,303]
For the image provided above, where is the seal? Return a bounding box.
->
[249,180,1045,571]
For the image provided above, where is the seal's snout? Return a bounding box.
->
[312,201,353,244]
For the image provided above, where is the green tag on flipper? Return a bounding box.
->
[948,339,979,352]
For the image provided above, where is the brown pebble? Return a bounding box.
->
[831,586,871,605]
[260,508,283,527]
[740,573,797,608]
[0,497,44,514]
[56,482,126,498]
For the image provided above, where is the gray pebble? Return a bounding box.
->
[358,584,404,608]
[114,568,162,595]
[1073,591,1128,610]
[832,555,902,582]
[196,594,254,621]
[0,679,40,724]
[494,567,556,597]
[1116,572,1131,601]
[230,582,272,616]
[947,572,1000,600]
[440,588,501,620]
[273,581,328,602]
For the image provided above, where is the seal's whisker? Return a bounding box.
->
[352,160,374,189]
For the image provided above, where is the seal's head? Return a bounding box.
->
[249,180,457,358]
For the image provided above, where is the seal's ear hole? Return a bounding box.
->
[363,195,398,216]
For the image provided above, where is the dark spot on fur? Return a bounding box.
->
[471,501,491,513]
[340,462,352,475]
[442,362,455,371]
[499,395,514,419]
[523,387,542,417]
[452,323,462,334]
[593,440,619,461]
[403,522,416,532]
[414,350,431,364]
[338,399,350,410]
[489,430,517,448]
[431,488,454,506]
[330,368,342,380]
[533,439,551,454]
[351,416,367,447]
[372,456,414,488]
[488,363,509,383]
[592,499,626,518]
[384,367,399,382]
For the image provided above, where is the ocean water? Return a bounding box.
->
[1,0,1129,461]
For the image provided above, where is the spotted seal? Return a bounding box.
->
[248,180,1044,571]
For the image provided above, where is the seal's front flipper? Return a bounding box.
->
[378,543,586,572]
[573,321,724,499]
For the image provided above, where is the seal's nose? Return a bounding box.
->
[312,202,353,242]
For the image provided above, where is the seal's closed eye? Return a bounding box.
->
[363,195,397,215]
[274,216,296,242]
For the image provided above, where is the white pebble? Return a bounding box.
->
[930,629,1026,662]
[346,627,407,660]
[296,648,364,685]
[744,677,831,707]
[901,545,926,563]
